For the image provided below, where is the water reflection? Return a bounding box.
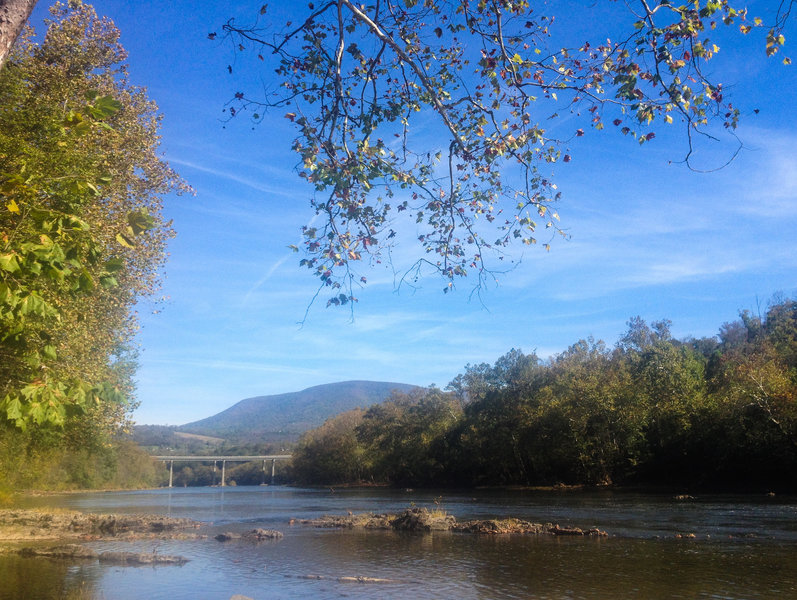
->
[5,487,797,599]
[0,553,99,600]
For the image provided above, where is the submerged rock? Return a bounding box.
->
[18,544,98,559]
[292,574,399,584]
[13,544,188,565]
[215,529,283,542]
[337,576,399,584]
[244,528,283,540]
[297,513,393,529]
[98,551,188,565]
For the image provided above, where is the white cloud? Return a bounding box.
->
[168,157,297,198]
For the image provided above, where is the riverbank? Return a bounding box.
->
[0,508,205,566]
[0,508,203,542]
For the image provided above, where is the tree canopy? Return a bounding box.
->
[219,0,790,304]
[0,2,186,434]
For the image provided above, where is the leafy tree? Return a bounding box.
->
[701,301,797,485]
[292,408,367,484]
[357,388,460,485]
[764,298,797,370]
[219,1,790,303]
[456,386,538,484]
[536,338,642,484]
[447,348,538,403]
[0,3,186,434]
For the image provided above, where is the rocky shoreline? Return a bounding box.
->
[0,508,203,564]
[0,505,608,567]
[0,508,202,542]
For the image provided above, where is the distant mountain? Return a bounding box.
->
[176,380,419,443]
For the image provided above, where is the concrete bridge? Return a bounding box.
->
[153,455,292,487]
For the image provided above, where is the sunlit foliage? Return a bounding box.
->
[0,3,187,437]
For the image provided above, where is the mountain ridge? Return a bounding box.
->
[174,380,419,443]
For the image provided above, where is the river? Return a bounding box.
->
[3,486,797,599]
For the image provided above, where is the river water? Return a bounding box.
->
[3,486,797,599]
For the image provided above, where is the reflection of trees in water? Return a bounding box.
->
[0,554,98,599]
[467,536,797,600]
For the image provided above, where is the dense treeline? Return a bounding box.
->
[0,3,184,491]
[292,298,797,491]
[0,428,162,494]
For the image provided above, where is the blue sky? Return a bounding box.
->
[29,1,797,425]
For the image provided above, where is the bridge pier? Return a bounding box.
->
[221,460,226,487]
[168,460,174,488]
[271,458,276,484]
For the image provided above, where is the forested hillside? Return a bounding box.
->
[292,299,797,491]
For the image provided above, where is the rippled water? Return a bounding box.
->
[3,487,797,599]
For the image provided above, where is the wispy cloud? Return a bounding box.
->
[622,256,748,286]
[169,157,296,198]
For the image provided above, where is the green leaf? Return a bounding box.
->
[0,253,20,273]
[78,269,95,292]
[99,275,118,288]
[0,282,19,308]
[91,95,123,119]
[2,396,24,428]
[116,232,135,248]
[104,257,125,272]
[18,293,58,318]
[127,209,156,235]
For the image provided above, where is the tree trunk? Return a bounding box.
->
[0,0,37,72]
